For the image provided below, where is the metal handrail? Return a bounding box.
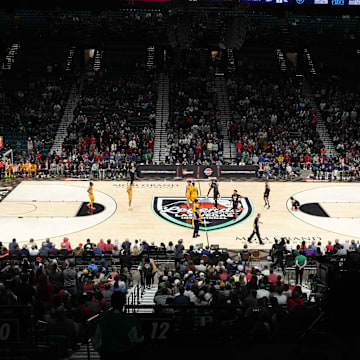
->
[85,314,99,360]
[298,311,325,341]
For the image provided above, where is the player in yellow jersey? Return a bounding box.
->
[190,181,198,205]
[11,163,18,178]
[4,162,11,178]
[127,183,133,211]
[18,162,24,176]
[31,163,37,177]
[185,180,192,208]
[87,182,95,210]
[192,199,200,213]
[25,162,31,178]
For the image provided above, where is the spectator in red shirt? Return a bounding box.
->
[104,239,114,252]
[326,241,334,253]
[83,278,94,293]
[236,141,243,151]
[219,269,227,282]
[97,239,106,253]
[267,269,278,284]
[195,144,202,156]
[245,269,254,282]
[148,139,154,150]
[0,242,9,259]
[36,274,54,306]
[79,296,93,320]
[287,287,305,312]
[61,237,72,251]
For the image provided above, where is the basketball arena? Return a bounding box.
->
[1,2,360,359]
[1,179,359,248]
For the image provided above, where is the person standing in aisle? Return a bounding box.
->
[247,213,264,245]
[295,251,307,285]
[143,259,153,289]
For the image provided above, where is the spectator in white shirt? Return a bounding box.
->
[256,281,270,300]
[29,245,40,256]
[129,139,137,149]
[130,240,142,255]
[285,239,292,254]
[273,288,288,306]
[342,240,350,252]
[195,260,207,273]
[261,265,270,277]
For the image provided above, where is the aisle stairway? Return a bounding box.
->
[302,78,337,157]
[227,48,235,72]
[135,284,157,313]
[215,74,235,160]
[2,43,21,70]
[50,74,86,154]
[70,344,100,360]
[153,73,169,163]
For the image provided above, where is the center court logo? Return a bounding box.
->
[152,196,254,231]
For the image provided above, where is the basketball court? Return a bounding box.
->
[0,180,359,249]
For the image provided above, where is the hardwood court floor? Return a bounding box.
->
[1,180,359,249]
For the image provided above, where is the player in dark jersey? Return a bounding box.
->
[290,197,300,211]
[207,179,220,208]
[192,199,203,238]
[230,190,244,220]
[129,162,136,184]
[264,181,270,209]
[248,213,264,245]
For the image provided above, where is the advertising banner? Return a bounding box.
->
[137,165,258,179]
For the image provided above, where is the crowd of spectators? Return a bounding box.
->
[59,72,156,178]
[0,71,157,180]
[0,61,359,183]
[0,72,70,158]
[0,237,139,357]
[273,74,360,181]
[1,234,359,357]
[226,61,325,179]
[314,75,360,158]
[165,68,224,165]
[0,237,164,261]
